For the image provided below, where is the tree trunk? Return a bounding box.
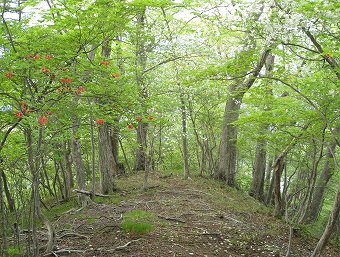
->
[250,53,274,201]
[135,121,148,171]
[180,94,190,179]
[250,138,267,201]
[311,177,340,257]
[217,87,242,185]
[63,140,73,200]
[26,128,40,257]
[304,128,338,222]
[273,156,285,217]
[98,123,117,194]
[26,127,56,255]
[0,168,8,257]
[217,49,271,186]
[134,7,148,172]
[72,120,90,207]
[0,171,15,212]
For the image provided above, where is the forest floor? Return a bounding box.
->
[35,173,340,257]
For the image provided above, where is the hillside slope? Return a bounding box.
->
[42,173,339,257]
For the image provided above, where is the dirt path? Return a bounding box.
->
[48,173,340,257]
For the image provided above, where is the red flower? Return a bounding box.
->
[45,55,52,60]
[95,119,105,125]
[112,72,120,78]
[136,116,143,122]
[60,77,65,83]
[147,116,154,121]
[19,101,27,107]
[78,85,85,92]
[105,61,110,65]
[39,116,48,125]
[15,111,24,117]
[75,89,80,95]
[127,123,134,129]
[41,66,50,73]
[65,77,72,83]
[5,72,14,78]
[100,60,106,65]
[34,54,40,59]
[46,111,52,115]
[27,109,34,113]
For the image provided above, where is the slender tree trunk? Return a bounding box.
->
[135,121,148,171]
[72,120,90,207]
[98,123,117,194]
[217,87,242,185]
[89,102,96,199]
[0,167,8,257]
[0,171,15,212]
[26,127,56,255]
[250,53,274,201]
[26,128,40,256]
[311,177,340,257]
[250,138,267,200]
[134,7,148,172]
[217,49,271,186]
[180,94,190,179]
[63,140,73,199]
[304,128,338,222]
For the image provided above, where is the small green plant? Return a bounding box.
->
[121,209,156,234]
[7,246,22,256]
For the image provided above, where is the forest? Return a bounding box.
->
[0,0,339,256]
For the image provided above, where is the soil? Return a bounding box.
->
[39,173,340,257]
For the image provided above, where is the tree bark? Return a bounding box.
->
[134,7,148,172]
[311,178,340,257]
[180,94,190,179]
[0,167,8,257]
[217,49,271,186]
[72,120,90,207]
[217,87,242,185]
[250,137,267,201]
[0,171,15,212]
[98,123,117,194]
[304,128,339,222]
[250,53,274,201]
[63,140,73,200]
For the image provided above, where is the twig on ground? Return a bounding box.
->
[58,232,89,240]
[73,189,110,197]
[157,215,186,223]
[44,249,85,256]
[115,238,142,250]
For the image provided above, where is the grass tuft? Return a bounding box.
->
[121,209,156,234]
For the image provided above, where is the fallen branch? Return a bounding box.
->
[157,215,185,223]
[44,249,85,256]
[73,189,110,197]
[58,232,89,240]
[115,238,142,250]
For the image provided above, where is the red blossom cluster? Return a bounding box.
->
[95,119,105,125]
[100,60,110,66]
[41,66,51,73]
[112,72,120,78]
[5,72,15,78]
[39,116,48,125]
[60,77,72,83]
